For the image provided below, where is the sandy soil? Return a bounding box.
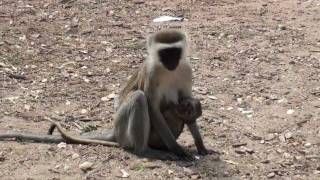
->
[0,0,319,179]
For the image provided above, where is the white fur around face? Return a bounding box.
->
[147,41,186,66]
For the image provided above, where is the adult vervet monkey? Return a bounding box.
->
[0,29,209,161]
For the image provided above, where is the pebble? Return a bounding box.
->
[279,134,286,142]
[283,152,291,158]
[107,93,117,99]
[65,100,71,105]
[286,109,294,115]
[207,95,218,100]
[284,132,293,139]
[24,104,31,111]
[64,165,70,171]
[304,143,312,148]
[168,169,174,175]
[119,169,130,178]
[79,161,94,171]
[235,149,246,154]
[81,109,88,114]
[278,24,286,30]
[191,174,201,179]
[227,107,234,110]
[245,148,255,154]
[313,170,320,175]
[267,172,275,178]
[232,142,247,148]
[57,142,67,149]
[265,133,275,141]
[72,153,80,159]
[101,96,110,101]
[183,167,196,175]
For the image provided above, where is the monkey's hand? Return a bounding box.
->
[175,98,202,124]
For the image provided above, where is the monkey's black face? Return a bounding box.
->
[158,47,182,71]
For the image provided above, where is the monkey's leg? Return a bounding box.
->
[115,90,179,160]
[82,130,116,142]
[0,132,65,143]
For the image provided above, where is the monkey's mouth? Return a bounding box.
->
[158,47,182,71]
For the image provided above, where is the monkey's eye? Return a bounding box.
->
[158,47,182,71]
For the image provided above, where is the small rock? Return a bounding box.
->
[245,148,255,154]
[65,100,71,105]
[235,149,246,154]
[241,110,253,114]
[208,95,218,100]
[218,33,227,39]
[313,170,320,175]
[278,24,286,30]
[24,104,31,111]
[168,169,174,175]
[232,142,247,148]
[267,172,276,178]
[279,134,286,142]
[277,98,287,103]
[57,142,67,149]
[107,93,117,99]
[276,149,284,153]
[30,65,37,69]
[286,109,294,115]
[72,153,80,159]
[191,174,201,179]
[261,159,270,164]
[227,107,234,110]
[64,165,70,171]
[0,152,6,162]
[101,96,110,101]
[81,109,88,114]
[83,78,90,83]
[284,132,293,139]
[246,114,253,118]
[283,152,291,158]
[119,169,130,178]
[304,143,312,148]
[265,133,275,141]
[79,161,94,171]
[133,0,144,4]
[183,167,196,175]
[236,98,243,103]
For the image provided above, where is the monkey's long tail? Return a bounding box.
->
[0,133,65,143]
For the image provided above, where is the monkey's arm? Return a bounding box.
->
[187,123,208,155]
[175,98,209,155]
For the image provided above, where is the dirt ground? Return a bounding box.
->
[0,0,319,179]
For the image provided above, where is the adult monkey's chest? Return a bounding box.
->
[156,65,192,105]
